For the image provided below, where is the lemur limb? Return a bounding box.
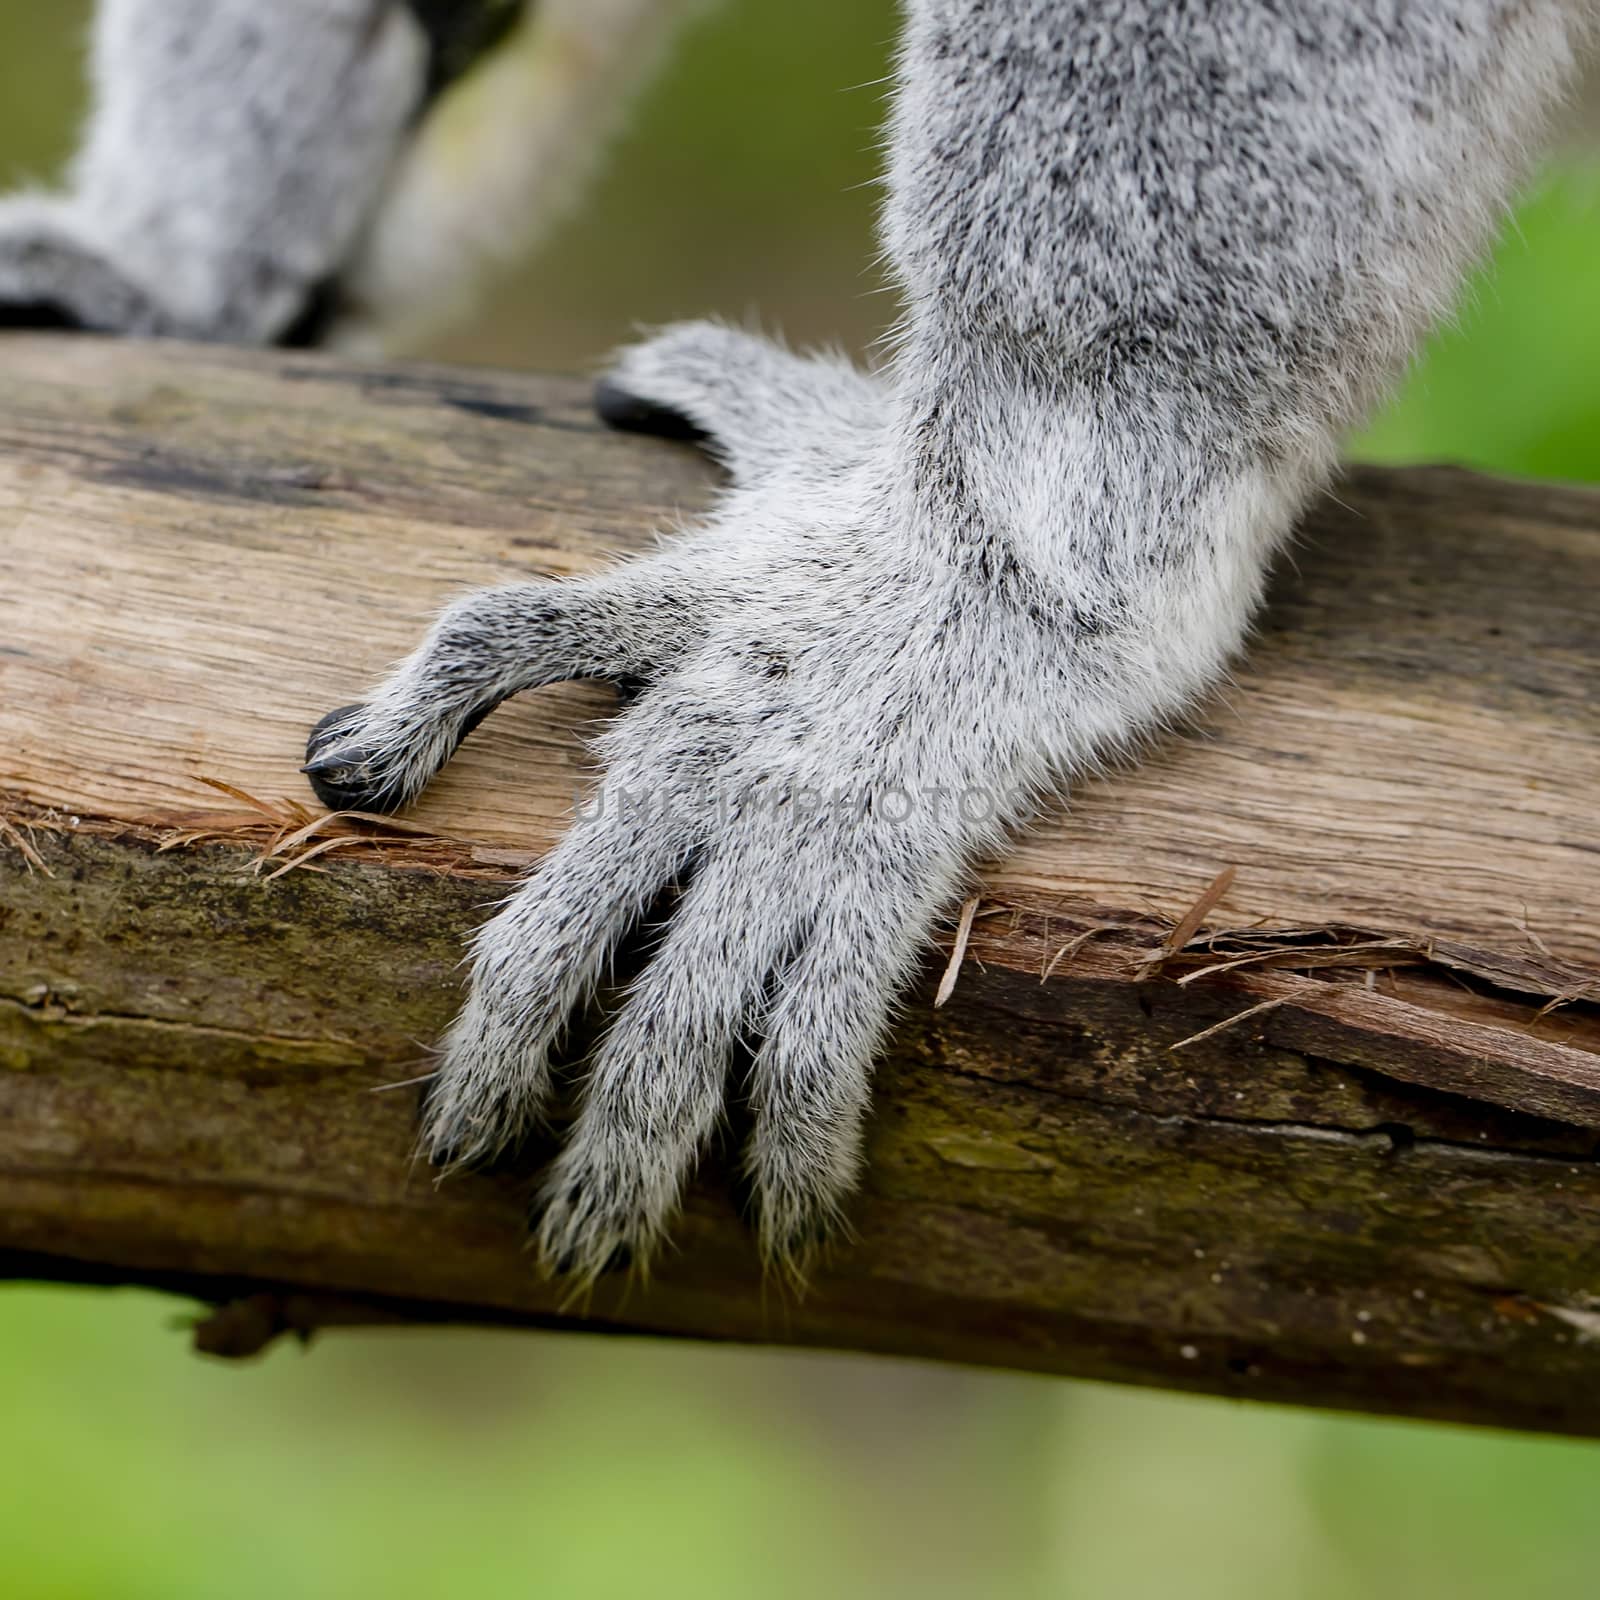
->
[306,2,1596,1279]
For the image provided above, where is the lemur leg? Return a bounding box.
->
[1,2,693,349]
[314,0,1592,1281]
[597,321,886,484]
[303,557,707,813]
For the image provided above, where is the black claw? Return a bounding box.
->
[305,702,366,752]
[301,703,402,814]
[274,277,341,350]
[593,377,708,443]
[303,698,504,815]
[0,298,88,332]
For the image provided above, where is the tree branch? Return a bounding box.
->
[3,335,1600,1432]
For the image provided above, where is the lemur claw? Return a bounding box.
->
[593,376,708,442]
[304,696,502,814]
[301,703,399,814]
[0,299,87,332]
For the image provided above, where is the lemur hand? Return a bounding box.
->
[303,0,1579,1281]
[305,322,1069,1280]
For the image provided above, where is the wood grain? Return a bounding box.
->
[4,334,1600,1432]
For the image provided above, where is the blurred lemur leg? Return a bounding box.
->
[0,0,429,341]
[0,0,699,348]
[310,0,1593,1281]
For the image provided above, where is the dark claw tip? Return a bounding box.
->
[0,298,88,332]
[593,377,708,443]
[299,752,348,778]
[301,702,401,814]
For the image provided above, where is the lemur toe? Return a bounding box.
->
[530,1183,638,1282]
[417,1077,553,1175]
[742,1163,848,1273]
[302,703,401,814]
[303,696,504,814]
[593,376,708,442]
[416,1076,473,1170]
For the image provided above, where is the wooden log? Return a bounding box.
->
[4,333,1600,1431]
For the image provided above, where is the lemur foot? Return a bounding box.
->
[0,198,177,336]
[308,320,1038,1284]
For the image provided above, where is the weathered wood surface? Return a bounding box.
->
[4,335,1600,1432]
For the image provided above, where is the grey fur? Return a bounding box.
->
[9,1,1592,1280]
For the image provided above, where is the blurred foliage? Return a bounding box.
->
[1357,168,1600,481]
[5,1285,1600,1600]
[3,4,1600,1597]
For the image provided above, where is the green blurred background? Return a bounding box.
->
[3,5,1599,1596]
